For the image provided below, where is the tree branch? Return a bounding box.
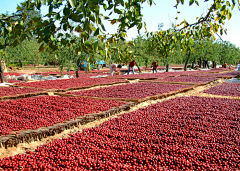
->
[0,14,22,21]
[176,3,215,32]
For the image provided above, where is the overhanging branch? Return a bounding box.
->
[0,14,22,21]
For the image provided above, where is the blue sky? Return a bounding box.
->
[1,0,239,47]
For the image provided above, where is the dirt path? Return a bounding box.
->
[0,78,235,159]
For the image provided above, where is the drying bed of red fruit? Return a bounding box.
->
[39,71,86,76]
[1,96,239,170]
[185,71,240,78]
[211,67,234,71]
[211,71,240,77]
[76,73,110,78]
[158,76,217,83]
[3,73,23,76]
[15,77,127,90]
[0,96,125,136]
[203,82,240,97]
[0,87,44,97]
[89,69,110,73]
[67,82,192,99]
[112,72,189,80]
[5,80,22,83]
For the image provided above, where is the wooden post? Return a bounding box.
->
[184,51,191,71]
[0,59,4,83]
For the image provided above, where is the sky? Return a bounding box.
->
[0,0,240,47]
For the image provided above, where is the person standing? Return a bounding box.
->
[127,60,135,75]
[223,62,227,68]
[110,63,122,76]
[152,60,158,73]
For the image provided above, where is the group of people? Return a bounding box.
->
[110,60,136,76]
[110,60,159,76]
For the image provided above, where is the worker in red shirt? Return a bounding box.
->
[127,60,135,75]
[151,60,158,73]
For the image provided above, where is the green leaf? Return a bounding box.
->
[221,5,226,11]
[114,8,122,14]
[94,41,98,52]
[180,0,184,4]
[94,28,100,36]
[0,44,5,49]
[189,0,194,6]
[65,33,71,38]
[41,0,47,5]
[103,4,107,10]
[63,23,68,31]
[89,13,95,22]
[69,0,75,8]
[63,7,71,16]
[20,34,27,42]
[220,28,223,35]
[70,14,81,22]
[39,43,45,52]
[190,37,194,44]
[101,23,106,31]
[57,33,64,38]
[85,41,92,47]
[12,39,19,47]
[54,13,60,20]
[195,0,199,6]
[228,12,232,20]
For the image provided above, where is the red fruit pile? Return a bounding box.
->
[113,72,186,79]
[0,96,125,136]
[204,82,240,97]
[188,71,240,78]
[0,96,239,170]
[159,76,216,83]
[39,71,85,76]
[212,71,240,77]
[211,67,234,71]
[90,69,110,73]
[67,82,192,99]
[76,73,110,77]
[0,87,44,97]
[15,77,126,90]
[5,80,22,83]
[3,73,23,76]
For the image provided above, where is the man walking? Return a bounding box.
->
[152,60,158,73]
[127,60,135,75]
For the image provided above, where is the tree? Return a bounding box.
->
[0,0,239,77]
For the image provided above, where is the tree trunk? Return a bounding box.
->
[203,60,206,68]
[135,62,141,73]
[184,51,191,71]
[166,64,169,72]
[19,59,23,68]
[0,60,4,83]
[199,59,202,68]
[206,61,209,69]
[75,69,79,78]
[212,61,216,68]
[192,60,195,69]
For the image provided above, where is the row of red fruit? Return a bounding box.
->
[158,76,217,83]
[0,96,125,136]
[15,77,126,90]
[204,82,240,97]
[67,82,192,99]
[0,87,44,97]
